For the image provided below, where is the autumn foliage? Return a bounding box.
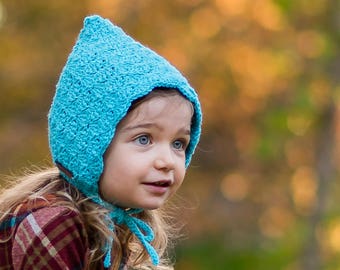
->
[1,1,340,269]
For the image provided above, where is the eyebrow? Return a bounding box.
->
[121,123,191,135]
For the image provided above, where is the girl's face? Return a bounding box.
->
[99,93,193,210]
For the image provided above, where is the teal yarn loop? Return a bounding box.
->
[103,208,159,268]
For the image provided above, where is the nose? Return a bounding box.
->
[153,144,175,171]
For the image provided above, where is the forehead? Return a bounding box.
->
[118,94,193,129]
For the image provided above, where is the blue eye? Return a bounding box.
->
[136,135,151,145]
[172,140,185,150]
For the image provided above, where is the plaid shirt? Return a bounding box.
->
[0,197,95,270]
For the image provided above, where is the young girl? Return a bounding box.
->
[0,15,202,270]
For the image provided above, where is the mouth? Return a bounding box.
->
[143,180,172,188]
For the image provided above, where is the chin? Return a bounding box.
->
[140,201,165,210]
[143,206,160,210]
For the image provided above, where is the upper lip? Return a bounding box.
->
[142,179,173,187]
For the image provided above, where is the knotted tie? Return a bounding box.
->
[103,207,159,268]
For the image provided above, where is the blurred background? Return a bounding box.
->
[1,0,340,269]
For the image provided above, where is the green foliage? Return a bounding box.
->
[176,235,302,270]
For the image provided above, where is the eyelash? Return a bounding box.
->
[134,135,188,151]
[135,134,151,145]
[172,139,187,151]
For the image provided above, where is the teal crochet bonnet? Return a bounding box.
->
[48,15,202,210]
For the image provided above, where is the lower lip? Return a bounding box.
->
[142,184,169,195]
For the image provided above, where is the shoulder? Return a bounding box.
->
[14,205,88,245]
[12,205,89,269]
[20,205,85,232]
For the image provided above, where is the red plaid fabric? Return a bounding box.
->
[0,198,91,270]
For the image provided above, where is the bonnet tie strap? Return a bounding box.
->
[103,208,159,268]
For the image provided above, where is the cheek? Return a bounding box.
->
[104,145,132,173]
[170,171,186,199]
[175,165,186,187]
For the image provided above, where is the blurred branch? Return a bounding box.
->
[302,102,336,270]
